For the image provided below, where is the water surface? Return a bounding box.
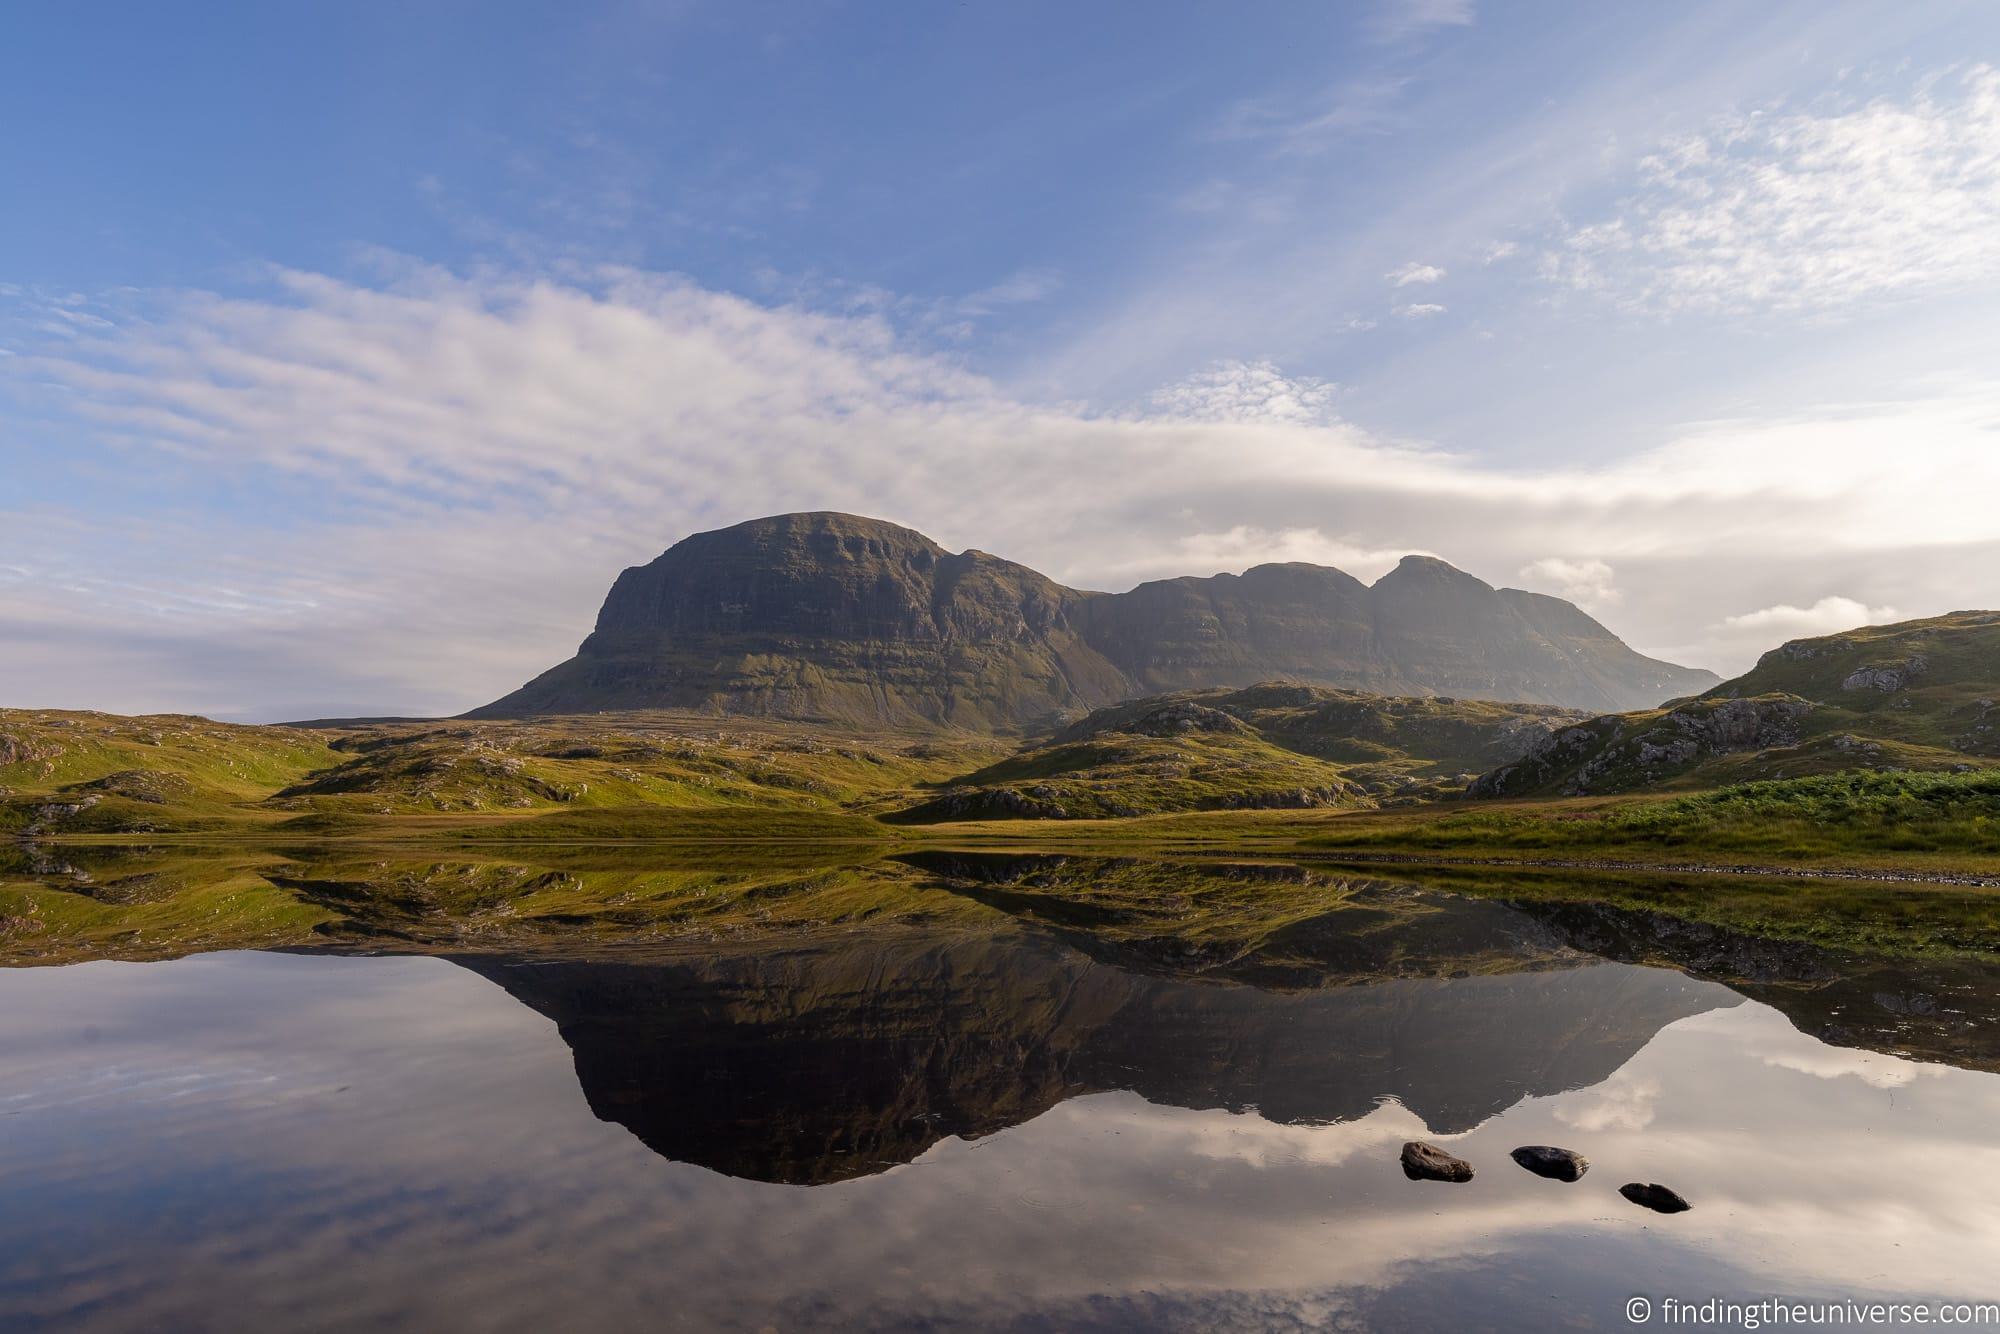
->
[1,851,1996,1331]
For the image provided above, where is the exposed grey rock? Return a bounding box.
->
[1470,695,1815,798]
[1510,1145,1589,1181]
[1401,1140,1474,1182]
[1620,1182,1691,1213]
[1842,656,1929,693]
[1118,702,1249,738]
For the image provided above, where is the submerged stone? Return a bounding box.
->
[1510,1145,1589,1181]
[1620,1182,1691,1213]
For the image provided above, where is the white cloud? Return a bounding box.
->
[1546,66,2000,315]
[1720,596,1899,637]
[1518,557,1620,609]
[10,263,2000,714]
[1393,302,1446,318]
[1386,261,1446,286]
[1481,241,1520,264]
[1148,359,1337,426]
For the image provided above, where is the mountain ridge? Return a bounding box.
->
[470,511,1718,728]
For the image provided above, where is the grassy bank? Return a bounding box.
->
[1299,770,2000,864]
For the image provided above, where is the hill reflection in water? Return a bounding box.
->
[3,848,2000,1329]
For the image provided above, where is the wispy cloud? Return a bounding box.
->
[1367,0,1474,44]
[1209,76,1410,153]
[959,267,1063,315]
[1545,65,2000,316]
[1393,302,1446,318]
[10,263,2000,714]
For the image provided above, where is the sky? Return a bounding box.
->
[5,1,2000,720]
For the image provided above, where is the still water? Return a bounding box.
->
[1,858,1997,1331]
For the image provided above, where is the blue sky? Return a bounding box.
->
[6,1,2000,718]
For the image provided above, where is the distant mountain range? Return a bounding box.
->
[472,512,1717,727]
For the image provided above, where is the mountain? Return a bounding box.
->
[471,512,1716,728]
[1471,610,2000,797]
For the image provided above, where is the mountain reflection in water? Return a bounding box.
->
[460,926,1725,1185]
[1,850,1998,1331]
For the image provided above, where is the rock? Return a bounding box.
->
[1620,1182,1691,1213]
[1510,1145,1589,1181]
[1120,702,1249,738]
[1400,1141,1474,1183]
[1470,695,1815,798]
[1842,656,1929,693]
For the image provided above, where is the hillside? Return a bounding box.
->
[0,710,342,835]
[889,683,1583,821]
[1471,611,2000,797]
[0,708,993,837]
[471,512,1716,728]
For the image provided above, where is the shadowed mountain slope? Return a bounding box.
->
[471,513,1716,728]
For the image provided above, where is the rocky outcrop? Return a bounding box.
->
[1098,701,1250,739]
[1842,656,1928,693]
[0,732,64,769]
[470,513,1718,728]
[1470,696,1816,797]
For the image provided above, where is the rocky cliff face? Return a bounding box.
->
[471,512,1718,728]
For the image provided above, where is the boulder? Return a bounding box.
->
[1510,1145,1589,1182]
[1400,1141,1474,1183]
[1619,1182,1691,1213]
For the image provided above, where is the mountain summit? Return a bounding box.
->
[471,512,1717,728]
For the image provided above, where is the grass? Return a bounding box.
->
[1302,769,2000,862]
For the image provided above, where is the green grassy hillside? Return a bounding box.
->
[1311,769,2000,863]
[889,685,1582,822]
[0,710,343,835]
[1472,612,2000,797]
[1,709,997,836]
